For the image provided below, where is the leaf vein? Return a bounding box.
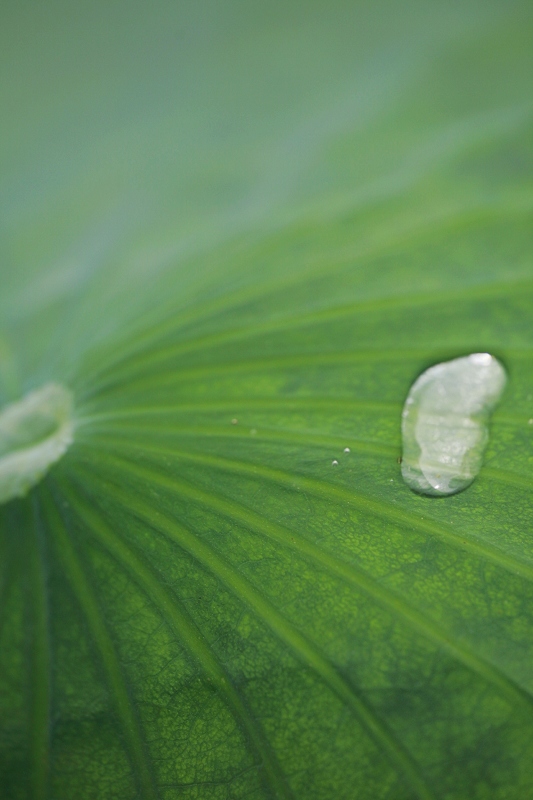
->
[74,456,436,800]
[61,480,295,800]
[42,489,158,800]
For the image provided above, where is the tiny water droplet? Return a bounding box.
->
[250,428,257,435]
[231,418,238,425]
[528,419,533,425]
[332,459,339,466]
[344,447,350,453]
[401,353,507,497]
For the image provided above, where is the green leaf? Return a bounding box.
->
[1,1,533,798]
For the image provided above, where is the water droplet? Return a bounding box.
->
[250,428,257,435]
[0,383,74,505]
[332,459,339,466]
[401,353,507,496]
[528,419,533,425]
[231,418,238,425]
[344,447,350,453]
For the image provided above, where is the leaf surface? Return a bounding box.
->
[1,2,533,798]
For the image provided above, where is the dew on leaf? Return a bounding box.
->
[332,459,339,466]
[0,383,73,504]
[401,353,507,496]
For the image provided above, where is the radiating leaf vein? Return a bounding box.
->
[75,455,436,800]
[77,449,533,711]
[42,489,158,800]
[61,480,295,800]
[29,498,52,800]
[87,436,533,584]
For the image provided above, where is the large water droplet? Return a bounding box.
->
[401,353,507,496]
[0,383,74,504]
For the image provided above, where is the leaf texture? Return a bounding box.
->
[1,1,533,798]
